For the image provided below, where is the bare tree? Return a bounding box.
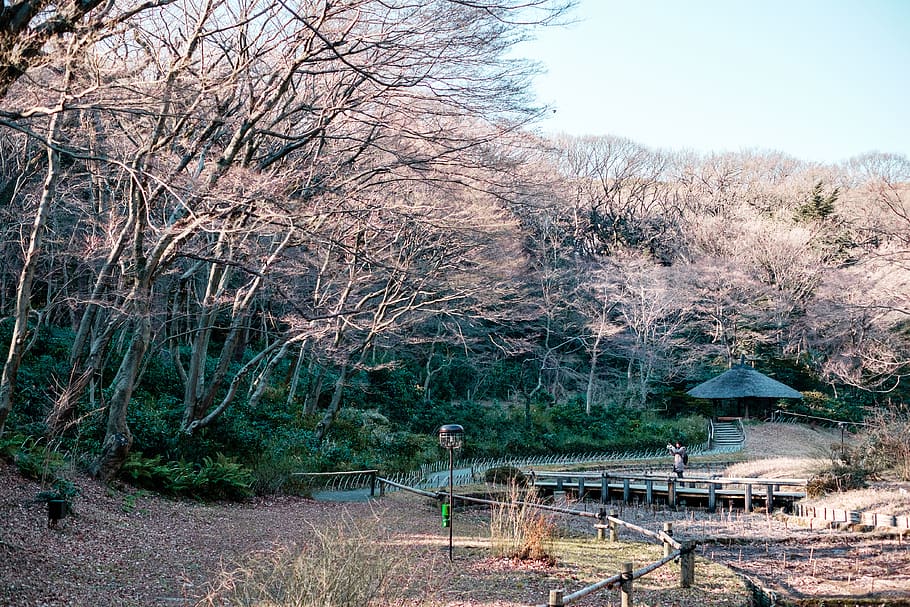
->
[571,266,619,414]
[610,253,695,408]
[554,135,681,261]
[0,36,82,433]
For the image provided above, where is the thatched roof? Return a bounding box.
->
[686,364,803,400]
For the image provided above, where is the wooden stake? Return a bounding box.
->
[621,561,634,607]
[680,541,695,588]
[548,589,564,607]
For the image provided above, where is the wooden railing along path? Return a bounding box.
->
[377,476,697,607]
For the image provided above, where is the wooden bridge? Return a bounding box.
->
[528,470,808,513]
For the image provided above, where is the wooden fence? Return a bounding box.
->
[376,477,698,607]
[791,503,910,530]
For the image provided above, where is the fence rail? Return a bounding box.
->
[291,469,380,494]
[375,476,698,607]
[770,409,871,427]
[317,441,746,498]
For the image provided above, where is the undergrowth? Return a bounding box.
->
[199,514,424,606]
[120,452,252,500]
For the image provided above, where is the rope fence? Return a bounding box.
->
[770,409,872,427]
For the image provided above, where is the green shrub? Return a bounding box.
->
[194,454,254,500]
[484,466,527,486]
[120,452,252,500]
[0,434,66,482]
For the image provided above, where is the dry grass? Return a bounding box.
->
[199,512,422,607]
[489,485,556,563]
[4,421,910,606]
[800,484,910,516]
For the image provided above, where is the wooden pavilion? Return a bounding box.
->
[686,358,802,419]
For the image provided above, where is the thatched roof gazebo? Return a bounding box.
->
[687,359,802,419]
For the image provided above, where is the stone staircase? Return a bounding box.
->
[711,419,745,449]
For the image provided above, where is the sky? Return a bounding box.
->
[517,0,910,165]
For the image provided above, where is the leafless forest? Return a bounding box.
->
[1,1,909,481]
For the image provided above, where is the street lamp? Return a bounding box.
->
[438,423,464,561]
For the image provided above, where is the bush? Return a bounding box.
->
[807,463,869,497]
[858,403,910,481]
[120,452,253,500]
[484,466,527,486]
[490,484,556,564]
[0,433,66,482]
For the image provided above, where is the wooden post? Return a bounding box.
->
[680,541,695,588]
[668,478,676,507]
[601,473,609,504]
[766,483,775,512]
[663,522,673,558]
[620,561,634,607]
[578,476,585,501]
[379,478,386,497]
[707,481,717,513]
[623,478,630,503]
[610,509,618,542]
[370,472,376,498]
[596,509,605,541]
[744,484,752,513]
[645,479,653,505]
[548,589,564,607]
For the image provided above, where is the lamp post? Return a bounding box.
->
[438,423,464,562]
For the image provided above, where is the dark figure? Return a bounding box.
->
[667,441,687,478]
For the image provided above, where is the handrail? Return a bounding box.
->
[771,409,872,427]
[291,469,379,476]
[548,550,682,607]
[377,477,599,518]
[528,470,808,486]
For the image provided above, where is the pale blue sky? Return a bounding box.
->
[519,0,910,164]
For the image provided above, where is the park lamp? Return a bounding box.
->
[438,424,464,562]
[438,424,464,450]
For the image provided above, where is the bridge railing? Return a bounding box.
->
[528,470,808,513]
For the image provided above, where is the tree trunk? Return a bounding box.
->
[313,364,348,444]
[303,362,325,415]
[285,340,307,408]
[90,310,149,480]
[0,80,67,433]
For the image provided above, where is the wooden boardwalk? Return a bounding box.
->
[529,470,808,513]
